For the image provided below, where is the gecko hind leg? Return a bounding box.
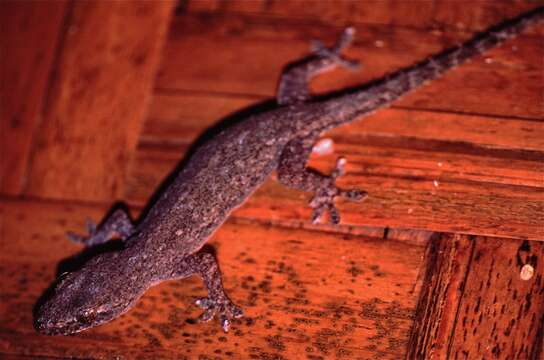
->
[67,208,135,247]
[172,250,243,332]
[277,27,359,106]
[277,135,367,224]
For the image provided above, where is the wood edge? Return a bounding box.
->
[406,233,475,359]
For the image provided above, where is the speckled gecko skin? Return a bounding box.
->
[34,8,543,335]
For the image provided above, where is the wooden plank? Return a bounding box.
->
[125,143,544,240]
[449,237,544,359]
[24,1,175,202]
[0,1,68,195]
[142,93,259,145]
[408,234,544,359]
[126,95,544,240]
[156,13,543,119]
[184,0,541,32]
[144,94,544,152]
[407,233,474,359]
[0,198,427,359]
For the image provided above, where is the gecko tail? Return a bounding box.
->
[427,6,543,77]
[323,6,544,125]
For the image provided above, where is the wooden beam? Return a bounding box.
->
[407,233,475,358]
[0,0,68,195]
[408,234,544,359]
[184,0,540,32]
[124,97,544,240]
[25,1,175,202]
[157,13,543,119]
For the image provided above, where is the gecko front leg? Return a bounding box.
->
[171,250,243,332]
[67,208,135,247]
[277,134,367,224]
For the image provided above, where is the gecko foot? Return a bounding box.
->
[66,218,98,245]
[310,157,367,225]
[195,296,244,332]
[311,27,360,71]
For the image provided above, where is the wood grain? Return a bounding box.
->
[126,97,544,240]
[25,1,175,202]
[449,237,544,359]
[407,233,475,359]
[184,0,541,32]
[157,12,543,119]
[408,234,544,359]
[2,1,543,358]
[144,93,544,152]
[0,1,68,195]
[0,197,427,359]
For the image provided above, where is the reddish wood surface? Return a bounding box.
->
[128,101,544,239]
[449,237,544,359]
[0,1,68,195]
[157,14,543,119]
[25,1,175,202]
[1,1,543,359]
[0,198,426,359]
[408,234,544,359]
[407,234,474,359]
[185,0,540,32]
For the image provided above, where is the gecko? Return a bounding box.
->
[34,7,543,335]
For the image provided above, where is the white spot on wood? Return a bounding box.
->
[485,57,494,64]
[175,229,183,236]
[312,138,334,155]
[337,157,347,167]
[433,180,439,187]
[407,208,414,214]
[520,264,534,281]
[374,40,385,48]
[437,162,443,167]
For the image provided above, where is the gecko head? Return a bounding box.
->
[34,252,144,335]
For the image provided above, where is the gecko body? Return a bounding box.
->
[34,7,543,335]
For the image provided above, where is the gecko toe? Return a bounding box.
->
[66,231,86,244]
[220,315,230,332]
[197,308,216,323]
[66,218,100,246]
[327,204,341,225]
[341,189,368,202]
[310,203,326,224]
[194,296,243,331]
[231,305,244,318]
[85,218,97,234]
[195,297,214,309]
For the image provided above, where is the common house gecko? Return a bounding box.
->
[34,7,543,335]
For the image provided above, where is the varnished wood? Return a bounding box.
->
[185,0,540,32]
[449,237,544,359]
[407,233,475,359]
[157,14,543,119]
[24,1,175,202]
[0,1,68,195]
[408,234,544,359]
[125,102,544,240]
[0,197,427,359]
[1,1,542,358]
